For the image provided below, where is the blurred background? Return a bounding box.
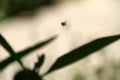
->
[0,0,120,80]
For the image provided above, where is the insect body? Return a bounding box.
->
[61,21,67,26]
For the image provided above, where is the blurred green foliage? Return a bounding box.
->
[73,60,120,80]
[7,0,55,17]
[0,0,56,20]
[0,0,8,21]
[74,74,86,80]
[95,61,120,80]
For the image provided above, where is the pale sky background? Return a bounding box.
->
[0,0,120,80]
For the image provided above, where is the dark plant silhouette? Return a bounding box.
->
[33,54,45,73]
[0,34,120,80]
[14,69,42,80]
[0,34,57,71]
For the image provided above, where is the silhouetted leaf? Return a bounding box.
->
[33,54,45,72]
[0,34,15,55]
[0,36,57,71]
[17,36,56,58]
[0,34,25,69]
[44,34,120,75]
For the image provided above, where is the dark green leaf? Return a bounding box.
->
[33,54,45,72]
[14,69,43,80]
[0,34,24,69]
[0,34,15,55]
[44,34,120,75]
[0,36,57,71]
[17,36,56,58]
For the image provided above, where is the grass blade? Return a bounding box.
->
[17,36,56,58]
[0,34,25,69]
[0,34,15,55]
[0,36,57,71]
[44,34,120,75]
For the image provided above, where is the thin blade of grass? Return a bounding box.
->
[0,36,57,71]
[0,34,15,55]
[17,36,57,58]
[44,34,120,75]
[0,34,25,69]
